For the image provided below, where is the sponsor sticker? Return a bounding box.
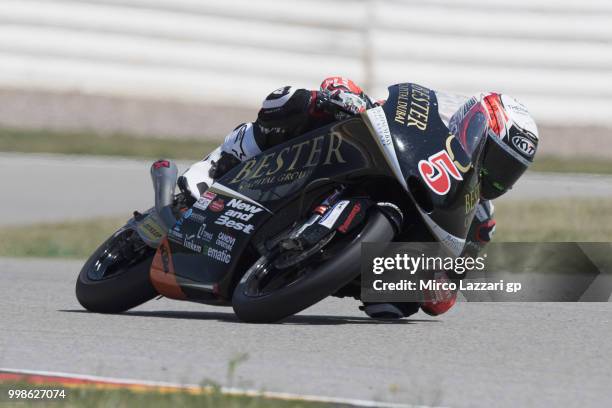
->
[190,212,207,224]
[196,224,214,242]
[464,183,480,215]
[366,106,392,146]
[207,246,232,264]
[319,200,350,229]
[203,191,217,200]
[215,232,236,251]
[136,218,164,240]
[338,202,362,233]
[418,150,463,195]
[179,207,206,223]
[226,198,263,214]
[183,234,203,253]
[228,132,346,186]
[168,228,184,243]
[511,135,536,158]
[214,215,255,234]
[210,199,225,212]
[223,209,255,221]
[194,191,217,211]
[172,209,191,231]
[393,83,431,131]
[212,198,264,234]
[501,94,539,139]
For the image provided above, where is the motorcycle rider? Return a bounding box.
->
[178,76,539,319]
[179,77,374,196]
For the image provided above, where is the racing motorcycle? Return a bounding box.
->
[76,83,483,323]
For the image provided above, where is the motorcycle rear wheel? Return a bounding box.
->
[232,209,394,323]
[76,227,157,313]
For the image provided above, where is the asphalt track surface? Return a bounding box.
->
[2,152,612,406]
[2,152,612,226]
[1,257,611,408]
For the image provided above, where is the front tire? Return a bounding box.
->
[232,210,394,323]
[76,228,157,313]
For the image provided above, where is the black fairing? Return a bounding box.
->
[382,83,482,248]
[166,118,397,302]
[167,83,483,302]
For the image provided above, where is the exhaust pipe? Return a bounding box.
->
[150,159,179,230]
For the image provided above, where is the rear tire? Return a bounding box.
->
[76,229,157,313]
[232,210,394,323]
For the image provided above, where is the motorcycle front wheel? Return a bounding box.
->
[76,227,157,313]
[232,209,394,323]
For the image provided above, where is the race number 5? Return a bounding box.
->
[418,150,463,195]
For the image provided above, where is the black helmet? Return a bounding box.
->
[450,93,539,200]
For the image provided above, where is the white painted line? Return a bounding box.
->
[0,367,443,408]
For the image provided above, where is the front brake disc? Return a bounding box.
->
[273,232,336,270]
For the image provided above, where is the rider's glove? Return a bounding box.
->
[315,90,368,121]
[210,152,241,180]
[462,200,496,258]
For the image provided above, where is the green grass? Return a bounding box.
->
[0,199,610,260]
[0,217,125,258]
[0,381,326,408]
[531,155,612,175]
[0,128,219,160]
[1,128,610,174]
[0,354,328,407]
[494,199,612,241]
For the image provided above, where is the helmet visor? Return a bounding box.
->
[452,101,488,159]
[459,111,487,157]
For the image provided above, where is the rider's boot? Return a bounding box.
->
[178,147,220,200]
[421,295,457,316]
[361,302,420,320]
[420,272,458,316]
